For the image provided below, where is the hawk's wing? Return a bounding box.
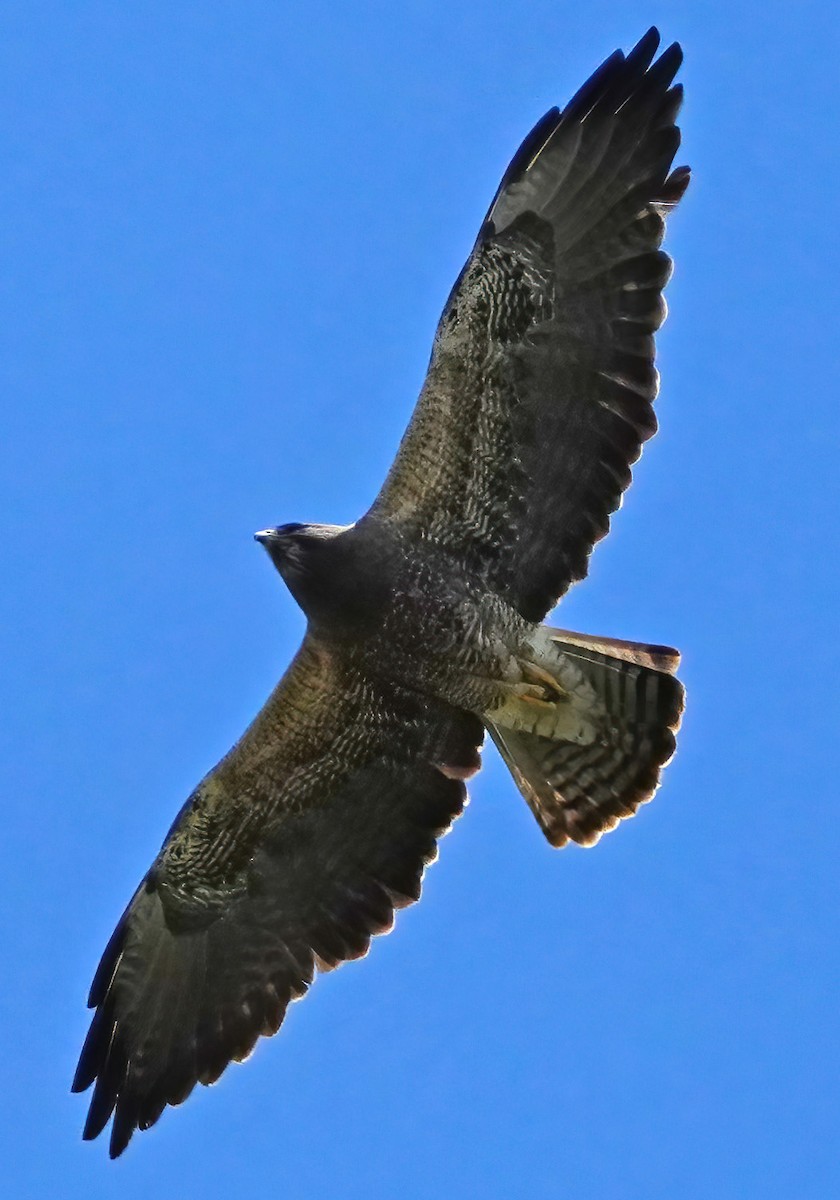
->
[368,28,689,622]
[73,636,483,1157]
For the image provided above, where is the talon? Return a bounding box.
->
[520,660,566,699]
[519,693,555,711]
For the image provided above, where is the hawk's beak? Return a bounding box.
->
[254,529,278,547]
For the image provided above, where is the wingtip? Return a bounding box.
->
[632,26,662,60]
[108,1114,135,1159]
[82,1093,116,1144]
[70,1066,91,1096]
[634,26,685,66]
[656,39,685,79]
[108,1132,131,1159]
[562,47,625,123]
[660,164,691,209]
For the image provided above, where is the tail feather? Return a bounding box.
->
[486,625,684,847]
[546,626,680,672]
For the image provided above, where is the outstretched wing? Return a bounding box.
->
[73,636,483,1157]
[368,28,689,622]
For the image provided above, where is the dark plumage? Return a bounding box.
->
[75,28,688,1156]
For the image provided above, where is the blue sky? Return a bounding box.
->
[2,1,838,1196]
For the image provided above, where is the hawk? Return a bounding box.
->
[74,27,688,1156]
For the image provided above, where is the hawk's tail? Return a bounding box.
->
[485,626,684,847]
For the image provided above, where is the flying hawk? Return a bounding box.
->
[74,27,688,1157]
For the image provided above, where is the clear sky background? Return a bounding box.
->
[2,2,838,1196]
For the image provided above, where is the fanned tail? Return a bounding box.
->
[486,625,684,847]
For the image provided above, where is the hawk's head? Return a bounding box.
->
[254,523,356,622]
[254,520,393,636]
[254,522,345,576]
